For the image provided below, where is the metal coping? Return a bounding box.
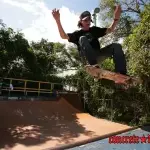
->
[43,126,140,150]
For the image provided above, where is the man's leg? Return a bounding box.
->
[79,36,98,65]
[78,36,127,75]
[98,43,127,75]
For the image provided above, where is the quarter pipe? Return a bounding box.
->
[0,94,133,150]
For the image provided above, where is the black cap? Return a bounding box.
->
[80,11,91,20]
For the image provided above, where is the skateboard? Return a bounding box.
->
[85,65,142,88]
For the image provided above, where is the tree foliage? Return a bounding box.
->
[98,0,150,43]
[123,4,150,80]
[0,22,74,82]
[0,23,31,78]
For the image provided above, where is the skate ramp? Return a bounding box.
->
[0,95,133,150]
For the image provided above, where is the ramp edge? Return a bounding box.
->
[44,126,140,150]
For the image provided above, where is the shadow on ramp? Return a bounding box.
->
[0,95,132,150]
[0,97,94,150]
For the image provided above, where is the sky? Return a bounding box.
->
[0,0,100,44]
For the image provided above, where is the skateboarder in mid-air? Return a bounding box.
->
[52,5,127,76]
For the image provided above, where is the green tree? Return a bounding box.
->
[98,0,149,43]
[0,23,32,78]
[0,22,66,82]
[123,4,150,81]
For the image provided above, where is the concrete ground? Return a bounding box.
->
[68,126,150,150]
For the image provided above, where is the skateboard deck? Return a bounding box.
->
[85,65,142,87]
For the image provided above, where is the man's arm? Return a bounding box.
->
[55,19,69,39]
[52,8,69,39]
[106,5,121,34]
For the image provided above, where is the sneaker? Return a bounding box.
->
[85,64,99,68]
[91,64,100,68]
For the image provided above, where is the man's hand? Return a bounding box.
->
[52,8,69,39]
[106,5,122,34]
[52,8,60,21]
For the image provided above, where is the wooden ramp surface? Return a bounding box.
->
[0,96,132,150]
